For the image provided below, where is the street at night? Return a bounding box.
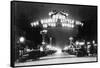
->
[15,52,97,66]
[11,1,97,67]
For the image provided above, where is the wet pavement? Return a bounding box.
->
[15,52,97,66]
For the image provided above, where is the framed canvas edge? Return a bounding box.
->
[10,1,98,67]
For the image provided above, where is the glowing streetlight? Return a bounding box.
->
[40,46,43,51]
[69,37,73,46]
[69,37,73,41]
[76,41,79,45]
[87,42,90,44]
[92,40,95,44]
[19,37,25,43]
[42,41,45,45]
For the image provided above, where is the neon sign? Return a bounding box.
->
[31,11,83,28]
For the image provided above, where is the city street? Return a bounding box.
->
[11,2,97,67]
[15,52,97,66]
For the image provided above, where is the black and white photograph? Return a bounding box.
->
[11,1,97,67]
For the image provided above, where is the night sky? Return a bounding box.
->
[13,1,97,48]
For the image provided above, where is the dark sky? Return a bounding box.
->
[13,1,97,48]
[15,2,97,22]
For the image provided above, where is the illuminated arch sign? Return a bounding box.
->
[31,11,83,28]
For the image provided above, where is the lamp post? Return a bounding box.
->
[69,37,73,46]
[18,36,25,57]
[40,30,48,45]
[50,37,52,46]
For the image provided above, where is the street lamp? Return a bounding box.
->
[92,40,95,44]
[40,30,48,45]
[19,36,25,43]
[69,37,73,46]
[69,37,73,41]
[50,37,52,45]
[18,36,25,56]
